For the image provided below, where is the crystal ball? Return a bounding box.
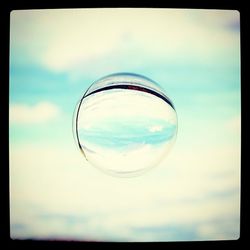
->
[73,73,177,177]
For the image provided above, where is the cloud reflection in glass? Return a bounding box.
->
[73,73,178,177]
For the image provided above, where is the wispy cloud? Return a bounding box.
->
[9,102,61,124]
[148,125,164,133]
[10,141,240,241]
[10,9,240,73]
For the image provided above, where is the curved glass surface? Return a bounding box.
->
[73,73,178,177]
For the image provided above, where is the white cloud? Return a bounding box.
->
[148,125,163,133]
[9,102,61,124]
[10,9,240,73]
[10,139,240,241]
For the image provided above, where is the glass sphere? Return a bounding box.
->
[73,73,177,177]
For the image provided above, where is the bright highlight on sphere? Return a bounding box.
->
[73,73,178,177]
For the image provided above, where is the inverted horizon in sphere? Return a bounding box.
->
[74,72,178,177]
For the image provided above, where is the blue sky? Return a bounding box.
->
[9,9,240,241]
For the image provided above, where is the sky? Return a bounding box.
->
[9,8,240,242]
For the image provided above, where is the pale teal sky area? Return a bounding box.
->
[9,9,240,241]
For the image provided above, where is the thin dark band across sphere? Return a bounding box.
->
[83,84,175,110]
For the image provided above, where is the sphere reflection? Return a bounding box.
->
[73,73,177,177]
